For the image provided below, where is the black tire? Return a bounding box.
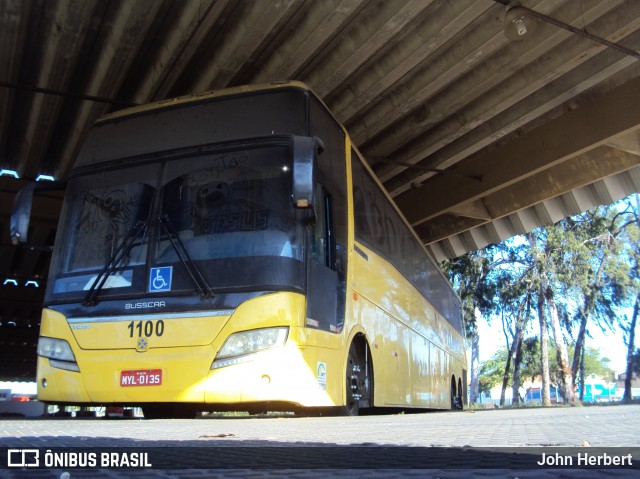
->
[451,377,463,410]
[142,405,196,419]
[344,345,360,416]
[341,340,371,416]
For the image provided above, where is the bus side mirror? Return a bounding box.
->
[10,183,36,245]
[292,136,322,209]
[10,181,66,245]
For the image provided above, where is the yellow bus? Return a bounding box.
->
[11,82,467,418]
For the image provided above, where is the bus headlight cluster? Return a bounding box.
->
[211,327,288,369]
[37,337,80,372]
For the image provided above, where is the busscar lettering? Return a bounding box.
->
[125,301,166,310]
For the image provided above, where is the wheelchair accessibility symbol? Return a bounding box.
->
[149,267,172,292]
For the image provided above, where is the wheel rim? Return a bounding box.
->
[346,347,365,414]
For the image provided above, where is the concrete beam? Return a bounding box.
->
[481,146,640,218]
[380,0,640,193]
[14,0,98,180]
[130,1,231,103]
[359,0,574,167]
[306,0,434,98]
[414,214,485,245]
[395,74,640,226]
[151,1,234,100]
[191,1,299,92]
[447,199,492,220]
[427,165,640,261]
[251,0,367,83]
[53,0,163,178]
[0,0,33,173]
[327,0,493,121]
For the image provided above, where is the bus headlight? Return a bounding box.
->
[211,327,288,369]
[37,337,77,362]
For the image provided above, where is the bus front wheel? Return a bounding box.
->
[142,404,196,419]
[341,339,371,416]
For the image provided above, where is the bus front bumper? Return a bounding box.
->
[37,342,337,408]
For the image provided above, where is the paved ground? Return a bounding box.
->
[1,404,639,478]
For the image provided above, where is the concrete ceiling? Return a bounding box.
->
[1,0,640,377]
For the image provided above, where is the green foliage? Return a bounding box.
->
[477,339,615,391]
[478,349,508,393]
[440,194,639,405]
[441,249,497,337]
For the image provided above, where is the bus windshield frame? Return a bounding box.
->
[45,138,306,305]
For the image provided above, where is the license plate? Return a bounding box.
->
[120,369,162,387]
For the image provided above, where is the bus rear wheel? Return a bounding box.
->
[451,377,463,410]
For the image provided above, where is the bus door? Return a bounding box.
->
[305,184,346,333]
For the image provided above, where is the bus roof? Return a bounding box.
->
[97,81,312,124]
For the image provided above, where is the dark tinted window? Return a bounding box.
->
[309,96,347,247]
[76,90,308,167]
[351,152,462,334]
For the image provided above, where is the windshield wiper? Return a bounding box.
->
[157,215,214,300]
[82,220,147,307]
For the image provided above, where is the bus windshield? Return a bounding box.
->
[154,144,304,293]
[46,143,305,303]
[49,164,158,297]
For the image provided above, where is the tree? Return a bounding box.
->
[565,205,634,398]
[443,194,639,406]
[538,220,585,406]
[492,253,533,406]
[629,348,640,377]
[442,249,496,403]
[623,292,640,402]
[526,232,552,406]
[622,195,640,402]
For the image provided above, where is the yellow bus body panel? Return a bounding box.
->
[350,241,466,409]
[204,342,340,406]
[204,292,343,406]
[37,292,345,407]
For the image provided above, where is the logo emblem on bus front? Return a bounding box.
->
[136,337,149,352]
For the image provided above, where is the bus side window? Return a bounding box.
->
[310,185,335,269]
